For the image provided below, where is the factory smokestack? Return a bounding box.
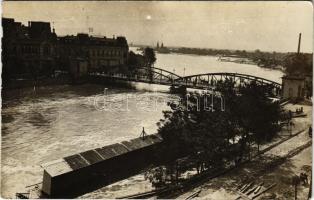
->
[297,33,302,54]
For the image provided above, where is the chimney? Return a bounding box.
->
[297,33,302,54]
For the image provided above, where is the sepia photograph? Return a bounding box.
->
[1,1,313,199]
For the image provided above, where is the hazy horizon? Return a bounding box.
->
[2,1,313,53]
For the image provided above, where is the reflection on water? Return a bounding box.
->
[1,50,284,198]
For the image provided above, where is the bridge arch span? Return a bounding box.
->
[174,72,282,97]
[134,66,182,81]
[89,69,282,97]
[89,66,182,85]
[176,72,280,86]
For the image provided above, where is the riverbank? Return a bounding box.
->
[2,74,72,90]
[176,102,312,200]
[77,102,312,199]
[217,56,284,71]
[134,46,289,71]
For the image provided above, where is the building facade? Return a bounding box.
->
[58,33,129,74]
[2,18,129,81]
[2,18,58,80]
[282,75,306,99]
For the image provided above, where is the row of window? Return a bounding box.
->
[9,45,124,58]
[90,59,124,66]
[10,45,52,55]
[90,49,125,57]
[19,46,40,54]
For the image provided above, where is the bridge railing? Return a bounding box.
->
[89,72,176,84]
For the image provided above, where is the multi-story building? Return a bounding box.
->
[58,33,129,73]
[2,18,58,80]
[2,18,129,81]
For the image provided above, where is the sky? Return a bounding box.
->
[2,1,313,53]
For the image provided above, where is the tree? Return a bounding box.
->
[127,51,144,71]
[156,79,281,173]
[157,79,241,170]
[283,53,312,76]
[143,47,156,68]
[146,79,282,189]
[237,82,281,153]
[142,47,156,81]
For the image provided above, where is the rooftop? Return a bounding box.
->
[58,34,128,47]
[43,134,162,177]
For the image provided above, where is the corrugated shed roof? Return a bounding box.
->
[80,150,103,165]
[95,145,118,160]
[42,159,73,177]
[43,134,162,178]
[64,154,89,170]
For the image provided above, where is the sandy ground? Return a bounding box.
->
[177,103,312,200]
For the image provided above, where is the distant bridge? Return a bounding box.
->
[89,67,282,97]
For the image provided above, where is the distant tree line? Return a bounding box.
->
[159,47,312,73]
[133,45,313,78]
[283,53,313,76]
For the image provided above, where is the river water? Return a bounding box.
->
[135,47,284,83]
[1,49,284,198]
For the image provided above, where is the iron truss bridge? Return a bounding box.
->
[89,67,181,86]
[89,67,282,97]
[174,72,282,96]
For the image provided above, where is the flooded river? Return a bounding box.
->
[1,50,284,198]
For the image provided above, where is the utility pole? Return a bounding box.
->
[297,33,302,54]
[140,127,147,140]
[86,16,93,34]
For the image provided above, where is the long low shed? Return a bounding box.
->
[41,134,163,197]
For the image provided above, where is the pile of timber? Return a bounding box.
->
[234,181,276,200]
